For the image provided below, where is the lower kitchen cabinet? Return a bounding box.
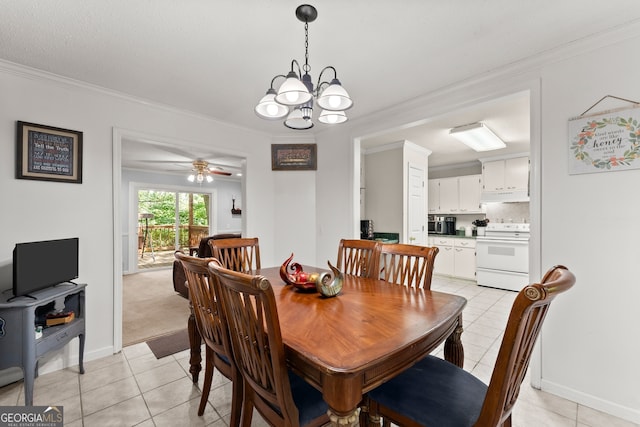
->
[453,238,476,280]
[430,236,476,280]
[432,236,455,276]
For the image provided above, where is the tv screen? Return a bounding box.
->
[13,238,79,297]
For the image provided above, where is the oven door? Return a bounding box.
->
[476,238,529,273]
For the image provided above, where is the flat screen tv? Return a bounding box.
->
[13,238,79,297]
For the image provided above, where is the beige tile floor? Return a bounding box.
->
[0,276,637,427]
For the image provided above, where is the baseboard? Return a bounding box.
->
[541,378,640,424]
[38,345,115,376]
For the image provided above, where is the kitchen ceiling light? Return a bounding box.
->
[254,4,353,129]
[449,122,506,152]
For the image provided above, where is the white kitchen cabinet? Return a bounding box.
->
[432,236,454,276]
[428,180,440,213]
[431,237,476,280]
[505,157,529,191]
[453,238,476,280]
[427,175,483,214]
[438,177,459,213]
[458,175,482,213]
[482,156,529,192]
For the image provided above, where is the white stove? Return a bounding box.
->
[476,223,530,291]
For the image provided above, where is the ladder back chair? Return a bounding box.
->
[208,262,329,427]
[366,265,576,427]
[174,253,242,425]
[376,243,439,289]
[336,239,381,278]
[209,237,261,273]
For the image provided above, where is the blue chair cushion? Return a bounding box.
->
[289,370,329,425]
[368,355,488,427]
[216,352,231,365]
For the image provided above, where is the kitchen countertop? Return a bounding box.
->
[429,233,476,239]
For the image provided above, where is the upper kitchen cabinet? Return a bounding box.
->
[428,174,483,214]
[480,155,529,202]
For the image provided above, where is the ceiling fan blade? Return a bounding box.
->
[210,170,232,176]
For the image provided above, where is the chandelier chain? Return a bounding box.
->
[303,21,310,74]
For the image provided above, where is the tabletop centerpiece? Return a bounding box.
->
[280,253,343,297]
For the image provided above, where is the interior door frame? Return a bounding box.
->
[113,126,247,353]
[128,183,217,274]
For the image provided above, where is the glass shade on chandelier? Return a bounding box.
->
[318,109,347,124]
[254,4,353,130]
[255,88,289,120]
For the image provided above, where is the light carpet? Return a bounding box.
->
[122,267,191,346]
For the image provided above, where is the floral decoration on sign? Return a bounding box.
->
[568,106,640,174]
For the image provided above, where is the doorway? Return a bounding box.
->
[130,185,215,272]
[136,189,211,270]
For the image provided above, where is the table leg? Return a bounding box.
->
[327,408,360,427]
[444,313,464,368]
[187,310,202,383]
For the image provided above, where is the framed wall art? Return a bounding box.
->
[271,143,317,171]
[568,104,640,175]
[16,121,83,183]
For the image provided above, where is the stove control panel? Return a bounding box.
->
[485,223,530,232]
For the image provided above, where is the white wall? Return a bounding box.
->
[365,146,402,234]
[537,33,640,420]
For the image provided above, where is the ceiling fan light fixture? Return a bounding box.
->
[188,160,216,184]
[449,122,506,152]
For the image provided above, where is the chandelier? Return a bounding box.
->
[254,4,353,130]
[187,160,213,184]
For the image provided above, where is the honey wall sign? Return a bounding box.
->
[569,103,640,175]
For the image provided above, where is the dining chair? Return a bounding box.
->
[209,237,261,273]
[208,262,330,427]
[376,243,439,289]
[175,253,242,426]
[336,239,381,278]
[366,265,576,427]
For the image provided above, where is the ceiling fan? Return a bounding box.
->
[188,160,232,183]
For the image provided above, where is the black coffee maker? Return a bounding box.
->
[444,216,456,235]
[361,220,374,239]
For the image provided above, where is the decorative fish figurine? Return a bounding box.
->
[280,253,319,291]
[315,261,343,297]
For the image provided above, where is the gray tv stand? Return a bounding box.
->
[0,283,85,405]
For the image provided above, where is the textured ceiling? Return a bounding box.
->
[2,1,639,167]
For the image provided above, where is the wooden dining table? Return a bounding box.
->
[187,265,467,427]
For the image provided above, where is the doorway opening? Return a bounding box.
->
[136,189,212,270]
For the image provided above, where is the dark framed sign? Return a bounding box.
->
[271,144,317,171]
[16,121,83,183]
